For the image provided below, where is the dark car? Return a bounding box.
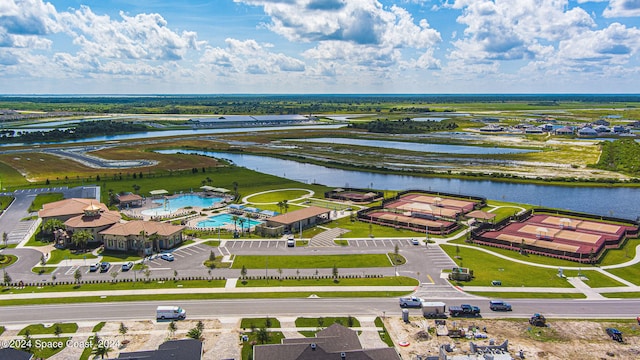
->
[489,300,512,311]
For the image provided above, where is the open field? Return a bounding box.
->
[440,244,575,288]
[231,254,396,269]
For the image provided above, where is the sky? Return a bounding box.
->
[1,0,640,94]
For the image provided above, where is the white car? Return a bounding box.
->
[121,262,134,271]
[89,263,100,272]
[411,239,420,245]
[160,253,174,261]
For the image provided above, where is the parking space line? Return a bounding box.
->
[173,253,186,258]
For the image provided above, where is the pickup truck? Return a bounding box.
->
[399,296,423,308]
[449,304,481,317]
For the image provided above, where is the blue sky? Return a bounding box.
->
[1,0,640,94]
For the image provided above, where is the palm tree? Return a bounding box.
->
[71,229,93,252]
[43,218,64,242]
[149,233,160,253]
[231,215,239,232]
[91,343,112,359]
[232,181,239,200]
[283,200,289,213]
[238,218,246,235]
[132,184,141,194]
[277,201,285,214]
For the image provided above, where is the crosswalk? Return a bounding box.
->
[423,245,458,270]
[308,228,350,247]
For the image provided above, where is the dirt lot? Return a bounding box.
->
[384,316,640,360]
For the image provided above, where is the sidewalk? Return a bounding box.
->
[0,285,417,300]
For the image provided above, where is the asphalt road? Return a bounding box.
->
[1,298,639,325]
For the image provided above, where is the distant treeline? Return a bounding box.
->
[0,121,148,143]
[593,139,640,176]
[348,119,458,134]
[0,94,638,115]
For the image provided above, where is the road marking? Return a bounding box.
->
[426,274,435,284]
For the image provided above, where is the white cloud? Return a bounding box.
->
[200,38,305,75]
[445,0,596,71]
[58,6,201,61]
[603,0,640,17]
[235,0,441,73]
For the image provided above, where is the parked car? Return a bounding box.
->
[89,263,100,272]
[489,300,512,311]
[287,239,295,247]
[411,239,420,245]
[100,262,111,272]
[121,262,134,271]
[160,253,174,261]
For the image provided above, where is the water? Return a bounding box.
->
[156,149,640,219]
[197,213,262,228]
[0,124,345,147]
[141,194,223,216]
[291,137,536,155]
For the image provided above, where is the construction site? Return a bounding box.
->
[384,315,640,360]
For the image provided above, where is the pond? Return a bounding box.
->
[290,137,537,155]
[155,149,640,219]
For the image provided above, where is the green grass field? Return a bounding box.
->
[240,317,281,329]
[1,279,227,294]
[236,276,418,287]
[47,249,98,264]
[231,254,394,269]
[19,322,78,335]
[28,192,64,212]
[295,316,361,328]
[606,262,640,286]
[562,270,626,288]
[244,189,312,204]
[441,244,575,288]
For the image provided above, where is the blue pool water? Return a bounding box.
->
[142,194,223,216]
[197,213,263,228]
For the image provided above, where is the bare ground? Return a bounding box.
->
[385,317,640,360]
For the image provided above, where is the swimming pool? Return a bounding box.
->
[141,194,224,216]
[196,213,263,228]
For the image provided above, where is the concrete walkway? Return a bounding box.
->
[0,285,417,300]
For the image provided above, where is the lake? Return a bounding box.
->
[290,137,537,155]
[156,149,640,219]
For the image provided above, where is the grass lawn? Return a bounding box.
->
[602,292,640,298]
[241,330,284,360]
[240,317,281,329]
[48,248,98,264]
[0,254,18,268]
[27,337,72,358]
[203,240,220,247]
[0,195,14,211]
[448,240,589,268]
[0,291,411,306]
[19,322,78,335]
[231,254,394,269]
[295,316,361,328]
[244,189,312,203]
[0,159,29,187]
[236,276,418,287]
[375,317,394,347]
[606,262,640,286]
[299,198,354,211]
[0,279,227,294]
[28,192,64,212]
[562,270,626,288]
[31,266,56,275]
[441,244,574,288]
[203,255,232,269]
[303,216,425,239]
[599,238,640,266]
[24,225,55,247]
[467,291,586,299]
